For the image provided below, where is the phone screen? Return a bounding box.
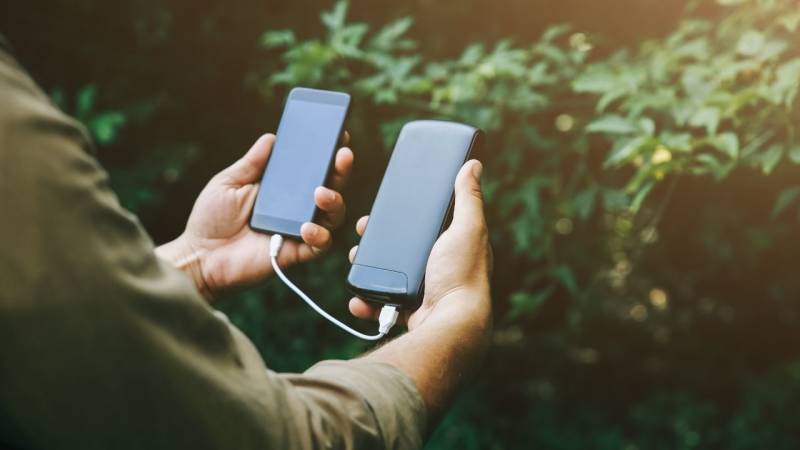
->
[251,88,349,237]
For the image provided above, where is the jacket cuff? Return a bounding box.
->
[305,359,428,450]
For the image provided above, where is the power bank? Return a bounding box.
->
[346,120,483,309]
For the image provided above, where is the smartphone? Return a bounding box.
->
[347,120,483,309]
[250,87,350,238]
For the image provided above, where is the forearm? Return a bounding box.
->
[362,289,493,424]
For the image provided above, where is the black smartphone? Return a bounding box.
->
[250,87,350,238]
[347,120,483,309]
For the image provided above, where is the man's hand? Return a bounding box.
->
[348,159,492,331]
[156,133,353,300]
[354,160,493,424]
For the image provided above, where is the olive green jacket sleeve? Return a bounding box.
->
[0,43,426,450]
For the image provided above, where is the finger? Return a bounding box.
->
[340,130,351,146]
[348,297,381,320]
[451,160,486,233]
[300,222,332,253]
[348,245,358,263]
[221,134,275,184]
[328,147,354,192]
[315,186,345,229]
[356,215,369,236]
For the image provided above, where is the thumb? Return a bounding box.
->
[451,159,485,232]
[221,133,275,184]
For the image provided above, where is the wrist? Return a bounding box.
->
[155,234,214,301]
[423,285,492,331]
[367,288,493,425]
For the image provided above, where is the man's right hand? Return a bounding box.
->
[352,160,493,425]
[348,159,492,332]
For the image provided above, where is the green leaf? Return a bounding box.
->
[740,130,775,158]
[682,67,713,100]
[788,145,800,164]
[638,117,656,136]
[550,265,578,294]
[695,153,734,179]
[602,189,629,211]
[77,85,96,118]
[573,188,596,221]
[758,40,788,62]
[541,25,571,42]
[604,136,649,167]
[777,59,800,84]
[586,115,638,135]
[674,38,709,60]
[89,112,126,145]
[711,132,739,159]
[374,89,398,104]
[508,288,554,319]
[630,182,654,214]
[459,44,484,65]
[660,131,693,152]
[779,11,800,32]
[737,30,765,56]
[321,1,348,30]
[772,186,800,218]
[572,67,618,93]
[596,89,626,112]
[759,144,784,175]
[775,58,800,106]
[333,23,369,56]
[689,107,720,135]
[371,17,413,49]
[534,42,568,65]
[259,30,295,48]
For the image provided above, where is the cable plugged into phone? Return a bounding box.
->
[269,234,399,341]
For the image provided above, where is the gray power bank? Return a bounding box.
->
[346,120,483,308]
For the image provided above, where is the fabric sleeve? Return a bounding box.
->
[0,46,426,450]
[279,360,428,450]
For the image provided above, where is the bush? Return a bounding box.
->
[249,1,800,448]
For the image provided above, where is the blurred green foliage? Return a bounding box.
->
[261,0,800,314]
[251,2,800,448]
[5,0,800,448]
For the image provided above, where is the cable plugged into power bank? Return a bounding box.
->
[269,234,399,341]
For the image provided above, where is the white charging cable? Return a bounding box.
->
[269,234,399,341]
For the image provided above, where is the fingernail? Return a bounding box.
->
[472,161,483,179]
[327,189,336,202]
